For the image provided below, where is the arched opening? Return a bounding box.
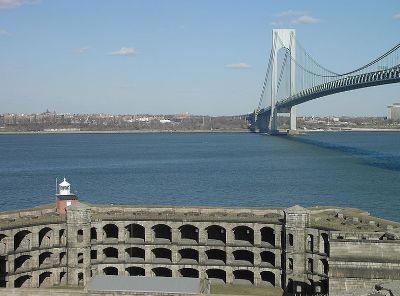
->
[261,227,275,246]
[14,230,31,251]
[233,250,254,265]
[260,251,275,267]
[179,268,199,278]
[287,233,293,247]
[307,234,314,252]
[77,229,83,243]
[104,247,118,260]
[288,258,293,271]
[152,248,172,263]
[152,224,171,242]
[0,255,6,287]
[153,267,172,277]
[206,225,226,245]
[125,247,145,262]
[38,271,52,287]
[307,258,314,273]
[126,267,145,276]
[103,266,118,275]
[320,279,329,294]
[179,224,199,243]
[233,226,254,245]
[59,229,66,245]
[287,279,294,293]
[0,234,7,253]
[91,250,97,260]
[78,272,84,286]
[59,272,66,285]
[178,248,199,263]
[59,252,66,265]
[38,227,52,247]
[306,279,315,295]
[14,255,31,272]
[206,269,226,284]
[125,224,145,241]
[320,259,329,275]
[14,275,31,288]
[205,249,226,265]
[77,252,84,264]
[260,271,275,286]
[233,270,254,285]
[39,252,52,267]
[90,227,97,241]
[321,233,329,255]
[103,224,118,239]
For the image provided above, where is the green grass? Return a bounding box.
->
[211,284,283,296]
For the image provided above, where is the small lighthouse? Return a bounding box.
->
[56,178,78,214]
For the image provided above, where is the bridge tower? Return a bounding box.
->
[270,29,296,133]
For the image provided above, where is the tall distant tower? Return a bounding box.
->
[56,178,78,214]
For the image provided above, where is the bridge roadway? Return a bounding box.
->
[252,65,400,132]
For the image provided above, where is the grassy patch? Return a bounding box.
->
[211,284,283,296]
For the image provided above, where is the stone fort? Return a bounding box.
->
[0,179,399,295]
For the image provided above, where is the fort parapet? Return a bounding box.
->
[0,182,399,295]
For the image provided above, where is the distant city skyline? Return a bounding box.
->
[0,0,399,116]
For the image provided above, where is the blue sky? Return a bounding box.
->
[0,0,399,116]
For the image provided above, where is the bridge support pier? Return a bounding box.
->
[290,106,297,131]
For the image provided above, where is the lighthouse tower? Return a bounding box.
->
[56,178,78,214]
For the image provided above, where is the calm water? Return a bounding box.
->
[0,132,399,221]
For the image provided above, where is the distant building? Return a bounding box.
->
[387,103,400,121]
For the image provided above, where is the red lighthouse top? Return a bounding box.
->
[56,178,78,214]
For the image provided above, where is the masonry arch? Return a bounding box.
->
[260,251,275,267]
[233,250,254,265]
[152,224,171,242]
[233,269,254,285]
[77,229,83,243]
[59,229,66,245]
[179,268,199,278]
[206,225,226,244]
[152,248,172,262]
[14,230,31,251]
[206,269,226,284]
[152,267,172,277]
[320,233,329,255]
[126,266,145,276]
[103,266,118,275]
[38,227,53,247]
[178,248,199,263]
[233,226,254,245]
[14,275,31,288]
[90,227,97,241]
[103,247,118,259]
[125,247,145,261]
[38,271,52,287]
[260,271,275,286]
[261,227,275,246]
[307,234,314,252]
[39,251,53,267]
[179,224,199,243]
[14,254,31,272]
[206,249,226,264]
[103,224,118,239]
[0,234,7,253]
[125,224,145,241]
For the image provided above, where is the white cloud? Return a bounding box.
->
[276,10,306,17]
[0,28,10,36]
[109,47,137,56]
[393,13,400,20]
[293,15,320,24]
[225,63,251,69]
[75,46,90,54]
[0,0,38,9]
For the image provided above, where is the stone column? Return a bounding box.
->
[66,203,91,287]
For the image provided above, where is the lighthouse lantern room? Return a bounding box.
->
[56,178,78,214]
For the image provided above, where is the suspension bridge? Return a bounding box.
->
[248,29,400,134]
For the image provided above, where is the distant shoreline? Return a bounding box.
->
[0,129,249,135]
[0,127,400,135]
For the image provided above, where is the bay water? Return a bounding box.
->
[0,132,399,221]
